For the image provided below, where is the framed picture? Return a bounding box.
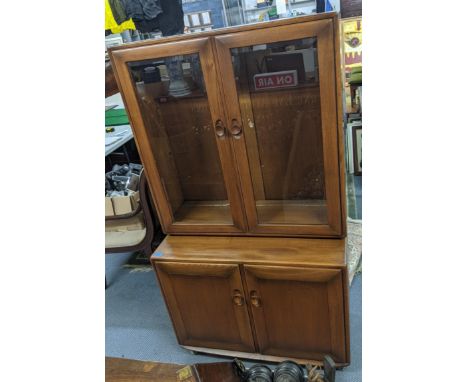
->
[346,121,360,174]
[352,125,362,175]
[340,17,362,113]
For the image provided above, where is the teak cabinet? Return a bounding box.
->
[109,12,346,238]
[110,12,349,367]
[152,236,350,366]
[155,262,256,352]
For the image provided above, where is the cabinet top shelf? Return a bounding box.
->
[152,235,346,268]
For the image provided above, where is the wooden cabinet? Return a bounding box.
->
[243,265,347,362]
[110,12,350,368]
[109,12,346,238]
[152,236,350,366]
[155,262,255,352]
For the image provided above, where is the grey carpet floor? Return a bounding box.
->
[105,252,362,382]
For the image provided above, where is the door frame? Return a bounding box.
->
[213,19,344,237]
[154,261,256,352]
[243,265,348,362]
[110,37,247,234]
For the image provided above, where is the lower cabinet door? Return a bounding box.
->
[243,265,348,363]
[155,262,255,352]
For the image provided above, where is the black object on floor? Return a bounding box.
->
[233,356,336,382]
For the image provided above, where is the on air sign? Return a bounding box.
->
[253,70,298,91]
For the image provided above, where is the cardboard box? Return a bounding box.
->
[105,190,140,217]
[111,195,133,215]
[105,197,115,217]
[130,191,140,209]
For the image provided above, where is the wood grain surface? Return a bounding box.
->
[154,262,256,352]
[106,357,242,382]
[213,17,344,237]
[106,357,181,382]
[243,265,347,362]
[152,235,346,268]
[109,13,346,238]
[151,236,349,365]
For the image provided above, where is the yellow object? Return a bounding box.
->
[105,0,135,33]
[341,18,362,70]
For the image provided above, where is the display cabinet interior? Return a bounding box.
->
[230,37,326,226]
[108,12,346,238]
[129,54,233,225]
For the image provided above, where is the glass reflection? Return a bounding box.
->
[128,54,232,224]
[231,37,327,225]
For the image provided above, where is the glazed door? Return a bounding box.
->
[154,262,255,352]
[243,265,348,363]
[214,19,344,236]
[110,38,247,234]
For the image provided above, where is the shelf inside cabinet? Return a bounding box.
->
[247,81,319,95]
[114,13,345,237]
[173,201,232,225]
[256,199,327,225]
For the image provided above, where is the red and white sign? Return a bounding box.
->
[253,70,298,91]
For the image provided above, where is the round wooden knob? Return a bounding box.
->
[230,119,242,136]
[250,291,261,308]
[215,119,225,137]
[232,290,244,306]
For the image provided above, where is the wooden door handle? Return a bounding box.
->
[230,119,242,138]
[250,290,261,308]
[215,119,226,137]
[232,289,244,306]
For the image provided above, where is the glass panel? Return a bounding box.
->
[128,53,232,225]
[201,12,210,24]
[190,14,201,26]
[231,37,326,225]
[106,1,332,48]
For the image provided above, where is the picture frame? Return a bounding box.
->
[352,124,362,175]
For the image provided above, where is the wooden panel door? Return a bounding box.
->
[110,38,247,235]
[214,17,345,237]
[243,265,348,363]
[154,262,255,352]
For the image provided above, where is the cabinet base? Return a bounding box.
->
[181,345,349,368]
